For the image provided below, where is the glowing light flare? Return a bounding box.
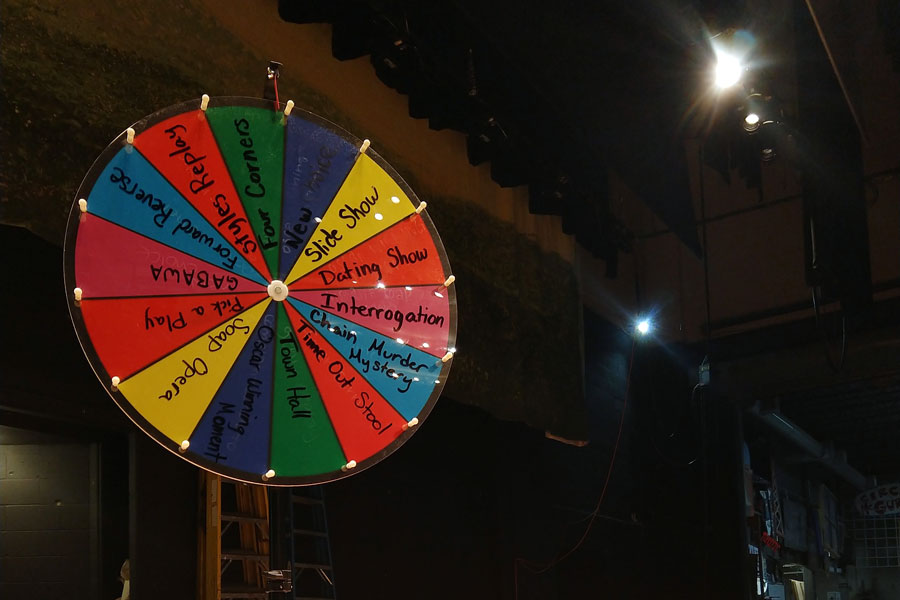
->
[635,319,652,336]
[713,51,743,89]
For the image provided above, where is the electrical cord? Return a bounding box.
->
[272,68,281,111]
[514,338,635,596]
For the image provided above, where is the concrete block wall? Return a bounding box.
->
[0,444,93,599]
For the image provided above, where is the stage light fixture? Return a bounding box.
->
[744,112,760,132]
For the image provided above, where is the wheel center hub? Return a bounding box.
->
[267,280,289,301]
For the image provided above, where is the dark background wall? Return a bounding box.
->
[321,309,747,599]
[129,434,197,600]
[0,434,94,599]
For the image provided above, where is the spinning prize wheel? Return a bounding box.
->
[64,96,457,485]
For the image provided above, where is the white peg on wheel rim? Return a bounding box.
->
[200,94,210,112]
[262,469,276,481]
[125,128,135,145]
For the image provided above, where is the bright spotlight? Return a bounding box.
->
[714,52,743,89]
[635,319,651,336]
[743,112,760,132]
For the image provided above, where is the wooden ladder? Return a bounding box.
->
[199,473,271,599]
